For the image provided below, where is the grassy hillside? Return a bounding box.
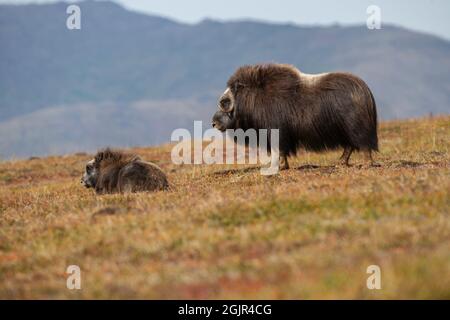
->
[0,116,449,299]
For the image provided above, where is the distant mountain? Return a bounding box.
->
[0,0,449,158]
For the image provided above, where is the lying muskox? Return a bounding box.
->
[81,148,169,194]
[212,63,378,169]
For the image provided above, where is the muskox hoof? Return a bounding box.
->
[280,156,290,170]
[340,160,353,167]
[339,147,354,167]
[370,162,381,167]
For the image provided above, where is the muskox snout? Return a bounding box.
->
[211,119,222,129]
[81,171,95,188]
[212,110,232,132]
[81,176,90,188]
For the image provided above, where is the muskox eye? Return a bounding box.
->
[86,165,92,173]
[220,98,231,112]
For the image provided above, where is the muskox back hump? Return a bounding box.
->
[298,72,378,152]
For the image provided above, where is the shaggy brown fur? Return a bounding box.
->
[81,148,169,194]
[212,63,378,168]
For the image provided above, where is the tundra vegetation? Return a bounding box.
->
[0,116,449,299]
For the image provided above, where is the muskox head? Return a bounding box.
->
[81,149,117,189]
[212,88,237,131]
[81,158,98,189]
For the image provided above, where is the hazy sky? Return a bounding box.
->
[2,0,450,40]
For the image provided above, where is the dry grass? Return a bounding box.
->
[0,116,449,299]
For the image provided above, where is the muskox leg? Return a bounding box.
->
[280,154,290,170]
[365,150,373,164]
[339,147,354,166]
[365,150,380,167]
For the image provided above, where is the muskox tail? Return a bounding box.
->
[368,89,379,152]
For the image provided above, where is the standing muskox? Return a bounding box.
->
[212,63,378,169]
[81,148,169,194]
